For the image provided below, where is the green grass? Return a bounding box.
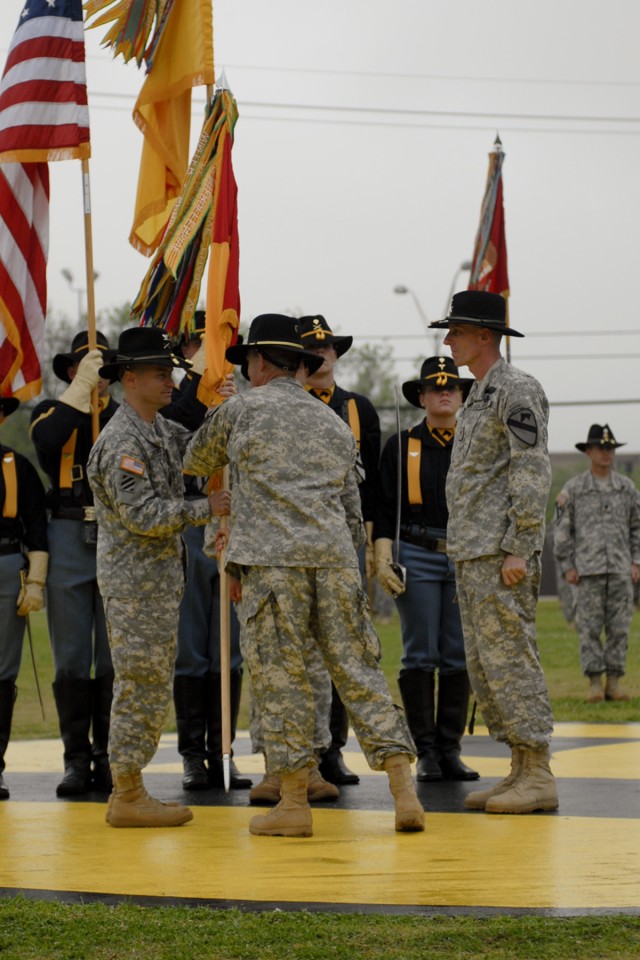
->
[12,600,640,738]
[6,601,640,958]
[0,900,639,960]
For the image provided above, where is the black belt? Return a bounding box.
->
[400,526,447,554]
[52,506,95,522]
[0,539,21,556]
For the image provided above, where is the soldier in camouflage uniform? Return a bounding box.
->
[299,313,381,788]
[87,328,227,828]
[429,291,558,815]
[184,314,423,837]
[554,424,640,702]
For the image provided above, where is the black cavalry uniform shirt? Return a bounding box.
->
[309,383,381,524]
[374,419,453,541]
[30,396,119,513]
[0,443,48,550]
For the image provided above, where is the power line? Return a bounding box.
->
[378,398,640,411]
[85,93,640,136]
[548,398,640,407]
[86,105,640,137]
[236,99,640,127]
[86,89,640,126]
[364,330,640,341]
[85,54,640,89]
[391,353,640,362]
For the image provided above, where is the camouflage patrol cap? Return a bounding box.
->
[576,423,625,452]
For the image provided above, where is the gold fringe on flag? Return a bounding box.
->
[83,0,175,67]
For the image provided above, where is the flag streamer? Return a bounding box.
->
[84,0,176,68]
[131,87,240,386]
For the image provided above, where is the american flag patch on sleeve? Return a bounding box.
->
[119,456,145,476]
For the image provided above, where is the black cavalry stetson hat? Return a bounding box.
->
[402,356,474,408]
[575,423,625,452]
[429,290,524,338]
[0,396,20,416]
[99,327,192,382]
[225,314,324,374]
[53,330,111,383]
[297,315,353,357]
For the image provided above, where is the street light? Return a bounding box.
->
[61,268,99,324]
[393,285,429,329]
[442,259,472,318]
[394,260,472,354]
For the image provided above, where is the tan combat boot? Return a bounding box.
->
[604,675,630,702]
[586,674,605,703]
[464,746,523,810]
[249,773,281,805]
[484,747,558,814]
[106,772,193,828]
[307,765,339,802]
[249,767,313,837]
[383,754,425,832]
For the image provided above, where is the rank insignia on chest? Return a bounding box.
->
[506,408,538,446]
[119,456,145,476]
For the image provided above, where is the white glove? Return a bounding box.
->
[374,538,406,597]
[17,550,48,616]
[190,341,206,376]
[59,349,103,413]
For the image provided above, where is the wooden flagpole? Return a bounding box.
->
[203,72,233,793]
[219,463,232,792]
[81,158,99,442]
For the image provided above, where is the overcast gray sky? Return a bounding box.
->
[1,0,639,452]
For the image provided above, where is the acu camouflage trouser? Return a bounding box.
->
[105,593,181,777]
[575,574,633,677]
[238,565,414,776]
[455,554,554,751]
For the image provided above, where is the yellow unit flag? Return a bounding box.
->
[129,0,214,256]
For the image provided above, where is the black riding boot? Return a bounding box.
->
[398,669,443,782]
[318,683,359,785]
[174,674,210,790]
[91,672,113,793]
[52,678,93,796]
[0,678,17,800]
[206,669,251,789]
[436,670,479,781]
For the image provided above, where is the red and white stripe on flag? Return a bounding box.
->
[0,162,49,400]
[0,0,90,163]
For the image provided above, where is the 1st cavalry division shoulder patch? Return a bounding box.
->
[506,408,538,446]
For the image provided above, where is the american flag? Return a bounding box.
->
[0,162,49,399]
[0,0,89,400]
[0,0,90,163]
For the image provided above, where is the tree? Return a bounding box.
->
[338,342,421,441]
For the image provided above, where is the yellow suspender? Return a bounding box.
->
[407,435,422,506]
[2,451,18,519]
[59,429,78,490]
[347,398,361,448]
